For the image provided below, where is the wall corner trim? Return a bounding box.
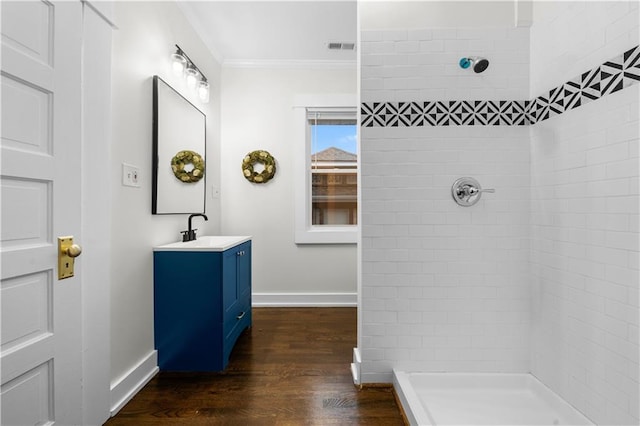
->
[110,350,159,417]
[252,292,357,307]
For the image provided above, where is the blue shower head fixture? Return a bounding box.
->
[459,56,490,73]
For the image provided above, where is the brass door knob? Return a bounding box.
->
[66,244,82,258]
[58,236,81,280]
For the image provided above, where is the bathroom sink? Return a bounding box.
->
[153,236,251,252]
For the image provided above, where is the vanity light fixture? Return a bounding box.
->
[185,66,200,89]
[171,44,210,103]
[171,52,187,76]
[197,80,210,104]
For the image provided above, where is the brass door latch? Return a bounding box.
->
[58,236,82,280]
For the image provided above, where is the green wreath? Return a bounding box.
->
[171,150,205,183]
[242,150,276,184]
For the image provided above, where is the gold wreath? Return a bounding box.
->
[242,150,276,184]
[171,150,205,183]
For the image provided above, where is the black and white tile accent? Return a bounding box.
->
[361,45,640,127]
[362,100,531,127]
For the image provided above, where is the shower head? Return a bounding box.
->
[459,56,490,73]
[473,58,489,73]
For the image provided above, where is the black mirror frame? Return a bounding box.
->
[152,75,206,215]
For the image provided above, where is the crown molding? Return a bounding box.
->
[176,2,224,64]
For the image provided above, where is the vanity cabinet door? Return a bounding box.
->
[222,248,238,312]
[237,242,251,299]
[153,251,223,371]
[222,241,251,331]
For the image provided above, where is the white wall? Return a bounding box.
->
[360,25,531,382]
[529,2,639,424]
[110,0,221,400]
[220,66,357,304]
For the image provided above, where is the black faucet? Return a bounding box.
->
[182,213,208,242]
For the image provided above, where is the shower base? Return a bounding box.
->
[393,370,593,426]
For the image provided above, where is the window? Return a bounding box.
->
[294,100,358,244]
[309,110,358,227]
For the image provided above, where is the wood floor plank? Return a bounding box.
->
[105,307,404,425]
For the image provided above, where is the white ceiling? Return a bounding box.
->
[178,1,357,64]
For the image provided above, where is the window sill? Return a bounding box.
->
[295,226,357,245]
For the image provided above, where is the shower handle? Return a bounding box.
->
[466,186,495,196]
[452,177,495,207]
[455,184,494,198]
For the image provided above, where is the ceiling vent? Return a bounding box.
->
[328,42,356,51]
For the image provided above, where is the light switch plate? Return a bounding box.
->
[122,163,140,187]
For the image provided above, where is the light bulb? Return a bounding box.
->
[171,53,186,77]
[198,80,210,103]
[185,67,199,90]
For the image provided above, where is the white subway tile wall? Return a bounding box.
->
[531,87,639,426]
[361,27,532,383]
[361,27,530,103]
[530,1,640,97]
[361,126,531,379]
[362,45,638,128]
[360,4,639,425]
[530,3,639,424]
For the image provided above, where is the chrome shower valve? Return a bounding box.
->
[452,177,495,207]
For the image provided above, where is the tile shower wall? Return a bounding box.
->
[361,43,639,129]
[531,85,639,426]
[530,2,639,425]
[360,28,531,382]
[362,27,529,103]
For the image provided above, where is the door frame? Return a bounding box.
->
[80,1,115,424]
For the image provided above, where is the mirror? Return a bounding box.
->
[152,76,206,214]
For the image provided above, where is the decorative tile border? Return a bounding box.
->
[362,100,531,127]
[361,45,639,127]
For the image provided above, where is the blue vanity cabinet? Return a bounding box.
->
[153,240,252,371]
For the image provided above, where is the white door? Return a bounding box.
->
[1,1,83,424]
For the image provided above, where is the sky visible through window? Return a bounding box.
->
[311,124,357,155]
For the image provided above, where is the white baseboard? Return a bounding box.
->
[110,350,159,417]
[252,292,357,307]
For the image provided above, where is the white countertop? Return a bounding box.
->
[153,235,252,252]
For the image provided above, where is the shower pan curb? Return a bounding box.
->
[392,370,595,426]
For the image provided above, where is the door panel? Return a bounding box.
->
[1,271,52,352]
[1,74,52,154]
[0,178,50,246]
[1,361,53,426]
[1,0,53,66]
[1,1,83,424]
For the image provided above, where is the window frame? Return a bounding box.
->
[293,95,358,244]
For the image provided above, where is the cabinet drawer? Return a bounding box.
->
[223,295,251,339]
[222,300,252,365]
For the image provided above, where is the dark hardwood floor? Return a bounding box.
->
[105,307,404,425]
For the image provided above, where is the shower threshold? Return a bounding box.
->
[393,370,594,426]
